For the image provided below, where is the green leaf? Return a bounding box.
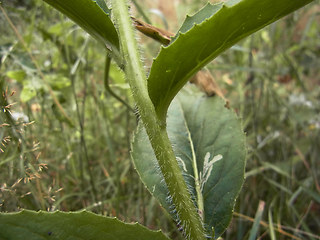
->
[46,74,71,90]
[47,21,75,36]
[95,0,111,15]
[20,85,37,102]
[248,201,265,240]
[0,210,170,240]
[147,0,314,120]
[132,88,246,239]
[42,0,119,54]
[6,70,26,83]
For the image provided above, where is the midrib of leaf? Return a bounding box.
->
[132,92,247,239]
[147,0,314,121]
[182,107,204,221]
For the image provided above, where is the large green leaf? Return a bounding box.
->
[0,210,170,240]
[147,0,314,120]
[132,88,246,239]
[42,0,119,55]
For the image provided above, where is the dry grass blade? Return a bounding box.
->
[132,17,173,45]
[233,212,320,240]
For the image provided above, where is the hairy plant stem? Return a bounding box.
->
[110,1,205,239]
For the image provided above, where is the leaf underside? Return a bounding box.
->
[0,210,170,240]
[42,0,119,53]
[132,88,246,239]
[147,0,314,120]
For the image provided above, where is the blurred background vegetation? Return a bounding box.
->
[0,0,319,239]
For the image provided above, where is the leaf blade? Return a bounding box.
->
[132,88,246,239]
[147,0,314,120]
[42,0,119,54]
[0,210,170,240]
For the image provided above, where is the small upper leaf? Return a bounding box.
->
[147,0,314,120]
[0,210,170,240]
[42,0,119,54]
[172,3,223,40]
[95,0,111,15]
[132,88,246,239]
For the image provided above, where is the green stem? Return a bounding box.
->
[110,1,205,239]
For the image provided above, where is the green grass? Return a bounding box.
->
[1,0,319,239]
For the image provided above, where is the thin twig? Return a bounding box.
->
[104,55,135,113]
